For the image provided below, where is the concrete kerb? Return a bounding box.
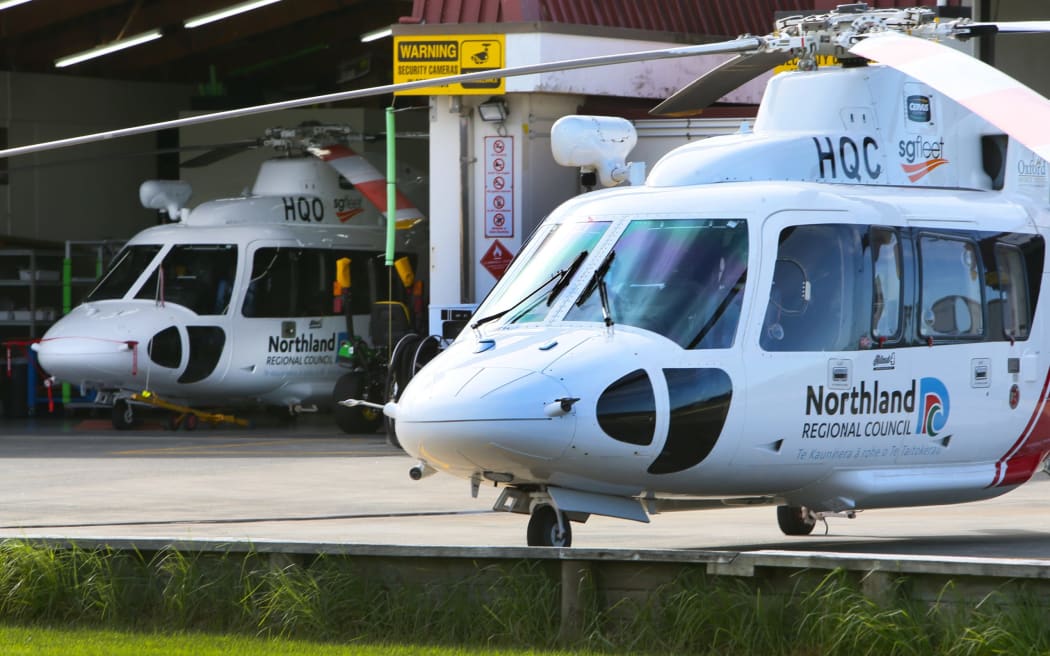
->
[6,535,1050,630]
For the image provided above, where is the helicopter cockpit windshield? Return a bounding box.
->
[85,244,238,316]
[86,245,162,302]
[473,220,610,327]
[566,218,748,349]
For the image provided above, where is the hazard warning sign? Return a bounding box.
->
[480,239,515,280]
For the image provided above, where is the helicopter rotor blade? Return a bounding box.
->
[0,37,763,161]
[955,20,1050,37]
[6,140,261,173]
[307,143,425,228]
[650,49,793,116]
[179,139,263,168]
[849,30,1050,162]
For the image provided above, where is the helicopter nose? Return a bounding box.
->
[394,366,577,477]
[34,332,140,382]
[33,306,162,384]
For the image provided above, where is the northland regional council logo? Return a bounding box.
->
[803,376,951,440]
[915,377,950,436]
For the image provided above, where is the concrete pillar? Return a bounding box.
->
[427,95,471,317]
[559,559,594,642]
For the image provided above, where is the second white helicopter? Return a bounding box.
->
[32,124,426,430]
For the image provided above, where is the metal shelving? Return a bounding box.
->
[0,241,122,416]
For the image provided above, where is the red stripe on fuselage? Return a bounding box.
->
[993,366,1050,487]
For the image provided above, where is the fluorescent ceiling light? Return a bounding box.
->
[184,0,282,29]
[55,29,163,68]
[0,0,33,10]
[360,27,392,43]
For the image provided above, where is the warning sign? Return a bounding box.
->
[484,136,513,238]
[480,239,515,280]
[394,34,505,96]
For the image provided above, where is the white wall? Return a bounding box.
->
[0,72,192,242]
[459,93,581,306]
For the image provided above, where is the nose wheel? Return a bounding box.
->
[111,398,138,430]
[776,504,817,536]
[333,371,384,434]
[527,504,572,547]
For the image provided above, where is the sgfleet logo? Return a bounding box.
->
[334,196,364,223]
[898,136,948,183]
[915,377,950,436]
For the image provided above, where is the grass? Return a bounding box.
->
[0,541,1048,655]
[0,625,595,656]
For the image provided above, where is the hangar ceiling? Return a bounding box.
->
[0,0,968,110]
[0,0,414,107]
[0,1,958,107]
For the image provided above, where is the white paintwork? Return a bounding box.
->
[392,15,1050,543]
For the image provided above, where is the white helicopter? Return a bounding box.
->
[4,4,1050,546]
[29,124,427,431]
[384,5,1050,546]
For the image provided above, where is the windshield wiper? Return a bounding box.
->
[576,250,614,307]
[471,250,589,330]
[576,250,615,327]
[685,270,745,349]
[546,249,589,306]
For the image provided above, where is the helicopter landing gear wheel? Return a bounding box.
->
[777,505,817,536]
[182,413,199,431]
[111,399,138,430]
[333,372,383,434]
[527,505,572,547]
[410,335,441,376]
[384,333,421,450]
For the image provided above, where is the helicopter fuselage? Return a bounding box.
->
[385,55,1050,544]
[34,153,426,418]
[36,219,389,408]
[394,178,1049,520]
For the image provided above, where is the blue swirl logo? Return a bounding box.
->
[915,377,950,436]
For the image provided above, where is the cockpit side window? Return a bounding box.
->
[761,224,871,352]
[135,244,238,316]
[567,219,748,349]
[241,247,381,318]
[85,245,162,301]
[871,227,903,342]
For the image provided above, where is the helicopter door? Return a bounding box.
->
[741,219,914,479]
[232,243,382,404]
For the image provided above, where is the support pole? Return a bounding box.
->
[61,242,72,406]
[385,106,396,267]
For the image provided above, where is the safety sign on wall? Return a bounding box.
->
[393,34,505,95]
[480,239,514,280]
[484,136,514,238]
